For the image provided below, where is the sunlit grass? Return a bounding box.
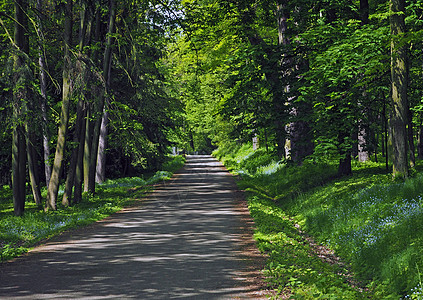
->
[0,155,185,262]
[216,143,423,298]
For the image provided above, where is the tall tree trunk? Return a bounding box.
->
[88,0,116,193]
[36,0,52,187]
[390,0,409,179]
[357,0,370,162]
[62,0,92,205]
[238,2,287,158]
[12,0,29,216]
[46,0,73,210]
[278,3,313,163]
[273,2,288,159]
[96,54,111,184]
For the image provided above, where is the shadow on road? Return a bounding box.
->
[0,155,266,299]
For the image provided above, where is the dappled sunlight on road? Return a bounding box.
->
[0,155,265,299]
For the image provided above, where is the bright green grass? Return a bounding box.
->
[249,195,370,299]
[0,155,185,262]
[215,144,423,299]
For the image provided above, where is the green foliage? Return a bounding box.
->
[161,154,186,173]
[1,244,27,261]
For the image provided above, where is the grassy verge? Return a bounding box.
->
[214,143,423,299]
[0,155,185,262]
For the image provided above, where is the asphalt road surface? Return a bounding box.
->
[0,155,266,299]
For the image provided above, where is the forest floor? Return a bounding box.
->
[0,155,271,299]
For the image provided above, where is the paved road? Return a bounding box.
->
[0,155,266,299]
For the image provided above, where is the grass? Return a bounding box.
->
[214,143,423,299]
[0,155,185,262]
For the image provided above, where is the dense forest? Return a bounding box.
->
[2,0,423,297]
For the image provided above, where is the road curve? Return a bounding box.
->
[0,155,267,299]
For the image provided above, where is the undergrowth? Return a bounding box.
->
[214,142,423,299]
[0,155,185,262]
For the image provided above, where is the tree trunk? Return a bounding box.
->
[278,3,313,163]
[12,125,26,216]
[12,0,29,216]
[46,0,73,210]
[274,2,289,159]
[88,0,116,193]
[36,0,52,188]
[62,0,92,205]
[338,131,352,176]
[252,131,259,151]
[96,108,109,183]
[390,0,409,179]
[357,0,370,163]
[83,106,92,192]
[358,124,369,162]
[62,99,84,206]
[338,153,352,177]
[26,127,42,206]
[408,107,415,168]
[74,107,86,204]
[417,120,423,159]
[360,0,369,25]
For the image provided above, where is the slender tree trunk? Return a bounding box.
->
[381,132,385,157]
[26,127,42,206]
[338,131,352,176]
[360,0,369,26]
[338,153,352,176]
[375,131,379,163]
[408,107,415,168]
[357,0,370,162]
[96,108,109,183]
[390,0,409,179]
[12,0,29,216]
[358,124,369,162]
[352,130,359,158]
[46,0,73,210]
[83,106,92,192]
[74,106,86,204]
[62,1,92,205]
[36,0,52,187]
[96,54,111,184]
[252,130,259,151]
[417,118,423,159]
[88,0,116,193]
[62,99,84,206]
[12,125,26,216]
